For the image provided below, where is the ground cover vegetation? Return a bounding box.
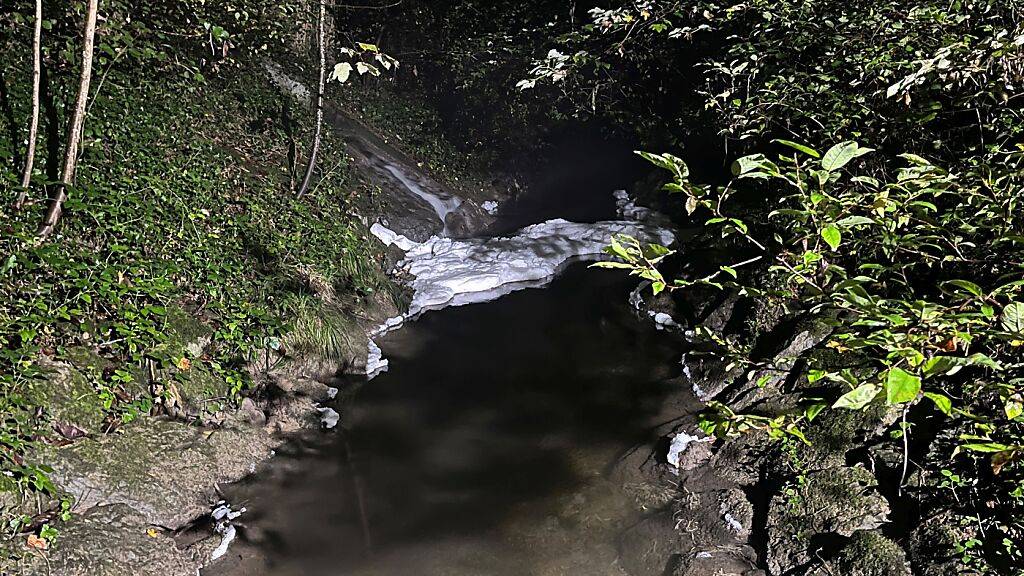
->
[0,0,395,549]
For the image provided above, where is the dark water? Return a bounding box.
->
[205,264,681,576]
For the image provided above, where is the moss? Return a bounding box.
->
[163,305,213,351]
[833,530,911,576]
[28,360,107,433]
[171,361,230,414]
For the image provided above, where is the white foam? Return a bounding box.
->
[366,340,389,379]
[667,431,704,473]
[370,222,419,251]
[398,218,675,316]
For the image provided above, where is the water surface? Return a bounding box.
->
[205,264,681,576]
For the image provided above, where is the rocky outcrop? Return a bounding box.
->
[766,466,890,575]
[4,504,207,576]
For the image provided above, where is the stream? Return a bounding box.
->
[205,262,682,576]
[211,67,685,575]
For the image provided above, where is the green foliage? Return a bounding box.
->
[610,142,1024,570]
[0,49,388,510]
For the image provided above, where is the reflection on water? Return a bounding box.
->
[205,264,680,576]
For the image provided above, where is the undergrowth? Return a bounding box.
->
[0,56,391,529]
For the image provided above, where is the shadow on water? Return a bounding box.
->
[206,263,683,576]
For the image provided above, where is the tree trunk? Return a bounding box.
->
[296,0,326,198]
[37,0,98,239]
[14,0,43,210]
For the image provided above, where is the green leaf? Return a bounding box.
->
[943,279,985,299]
[1001,302,1024,334]
[924,392,952,415]
[731,154,769,176]
[331,62,353,83]
[635,151,689,181]
[821,224,841,251]
[961,442,1015,453]
[885,367,921,405]
[833,384,881,410]
[804,402,827,421]
[590,261,634,269]
[836,215,875,227]
[1005,398,1023,420]
[900,153,933,166]
[773,139,820,158]
[821,141,860,171]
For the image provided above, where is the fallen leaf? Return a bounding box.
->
[53,421,88,440]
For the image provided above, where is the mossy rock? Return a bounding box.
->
[767,466,890,575]
[150,305,213,361]
[46,417,275,527]
[169,360,231,415]
[808,531,911,576]
[29,355,108,433]
[2,504,204,576]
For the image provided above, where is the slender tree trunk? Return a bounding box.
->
[297,0,326,198]
[14,0,43,210]
[38,0,98,239]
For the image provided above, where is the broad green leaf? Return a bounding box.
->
[732,154,768,176]
[821,224,841,251]
[900,153,933,166]
[961,442,1015,453]
[773,139,820,158]
[1001,301,1024,334]
[821,141,860,171]
[833,384,881,410]
[804,402,827,421]
[924,392,952,415]
[331,62,353,83]
[885,367,921,404]
[943,279,985,299]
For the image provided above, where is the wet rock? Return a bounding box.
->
[700,292,740,334]
[766,466,890,575]
[46,417,275,528]
[5,504,202,576]
[618,511,688,576]
[445,199,495,238]
[672,546,764,576]
[807,530,912,576]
